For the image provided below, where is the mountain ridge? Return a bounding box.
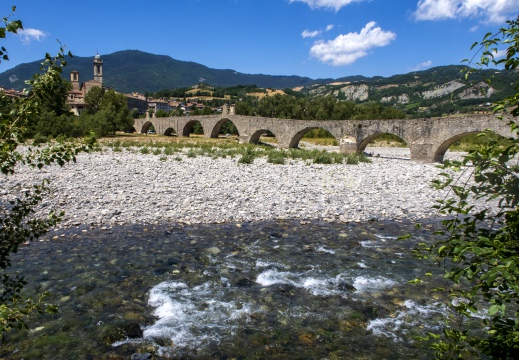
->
[0,50,334,93]
[0,50,473,94]
[0,50,516,118]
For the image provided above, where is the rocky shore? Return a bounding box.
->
[1,146,478,229]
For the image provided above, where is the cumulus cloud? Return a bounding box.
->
[309,21,396,66]
[414,0,519,24]
[409,60,433,71]
[326,24,335,31]
[289,0,365,11]
[302,29,322,38]
[17,28,47,45]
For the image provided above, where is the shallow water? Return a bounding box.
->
[1,220,450,359]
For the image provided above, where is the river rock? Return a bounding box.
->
[123,323,143,339]
[131,354,152,360]
[0,146,496,228]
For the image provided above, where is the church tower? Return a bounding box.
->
[93,53,103,85]
[70,70,79,91]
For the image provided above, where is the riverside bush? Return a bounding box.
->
[0,17,91,336]
[406,17,519,358]
[313,150,335,164]
[267,150,286,164]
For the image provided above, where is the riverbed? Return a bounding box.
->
[0,146,477,228]
[0,147,477,359]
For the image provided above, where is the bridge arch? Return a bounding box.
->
[358,132,409,153]
[182,120,204,137]
[210,118,240,138]
[140,121,155,134]
[164,127,177,136]
[249,129,277,144]
[433,131,486,162]
[288,127,339,148]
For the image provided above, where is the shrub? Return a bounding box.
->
[313,150,333,164]
[267,151,286,164]
[32,134,48,146]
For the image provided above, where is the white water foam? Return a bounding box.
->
[316,246,335,254]
[374,234,398,241]
[256,269,397,296]
[138,281,254,355]
[255,259,287,269]
[367,300,446,342]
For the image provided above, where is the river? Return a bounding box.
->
[1,219,451,359]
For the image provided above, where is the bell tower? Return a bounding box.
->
[93,53,103,85]
[70,70,79,91]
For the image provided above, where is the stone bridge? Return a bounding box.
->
[133,113,512,162]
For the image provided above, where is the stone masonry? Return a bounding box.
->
[133,113,512,163]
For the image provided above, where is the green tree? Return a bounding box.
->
[25,54,74,138]
[155,109,169,117]
[84,86,104,114]
[80,88,132,136]
[131,108,140,119]
[0,8,90,337]
[202,106,213,115]
[410,17,519,358]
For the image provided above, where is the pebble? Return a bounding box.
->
[0,146,491,228]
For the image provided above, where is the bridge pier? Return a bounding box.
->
[238,135,251,144]
[409,144,438,163]
[339,138,358,154]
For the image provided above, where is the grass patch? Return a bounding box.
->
[98,135,371,166]
[267,150,286,164]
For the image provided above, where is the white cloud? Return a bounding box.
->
[17,28,47,45]
[302,24,335,38]
[289,0,366,11]
[309,21,396,66]
[414,0,519,24]
[493,49,508,58]
[302,29,322,38]
[409,60,433,71]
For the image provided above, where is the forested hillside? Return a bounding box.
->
[1,50,517,118]
[0,50,326,93]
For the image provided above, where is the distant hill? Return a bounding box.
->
[298,65,519,117]
[0,49,517,117]
[0,50,330,93]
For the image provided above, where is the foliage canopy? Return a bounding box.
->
[410,16,519,358]
[0,8,90,337]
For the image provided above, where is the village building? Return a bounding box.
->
[126,92,148,114]
[67,53,106,116]
[0,87,25,99]
[148,99,170,113]
[67,53,148,116]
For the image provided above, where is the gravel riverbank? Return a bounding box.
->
[1,146,477,229]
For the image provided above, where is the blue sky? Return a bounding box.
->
[1,0,518,80]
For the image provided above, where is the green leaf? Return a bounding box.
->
[488,304,500,316]
[407,278,423,284]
